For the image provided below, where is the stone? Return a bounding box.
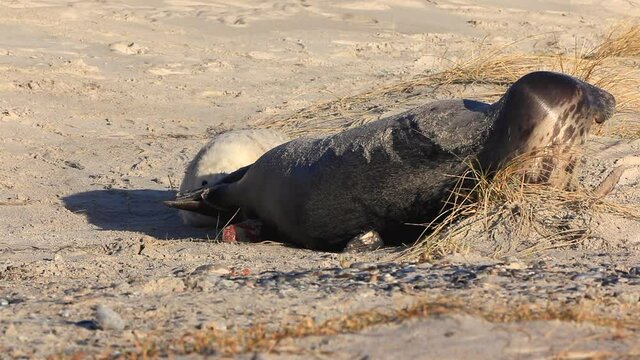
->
[95,304,125,331]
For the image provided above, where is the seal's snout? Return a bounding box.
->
[590,86,616,124]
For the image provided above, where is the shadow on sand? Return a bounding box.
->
[62,189,213,240]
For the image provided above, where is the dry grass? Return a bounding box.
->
[52,295,640,359]
[393,24,640,261]
[169,297,640,357]
[254,22,640,139]
[401,149,640,262]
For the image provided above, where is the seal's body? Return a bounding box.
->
[168,72,615,249]
[178,128,289,227]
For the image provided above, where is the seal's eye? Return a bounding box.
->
[201,180,208,186]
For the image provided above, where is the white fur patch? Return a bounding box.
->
[179,128,290,227]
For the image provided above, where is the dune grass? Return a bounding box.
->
[400,148,640,261]
[396,24,640,261]
[255,22,640,139]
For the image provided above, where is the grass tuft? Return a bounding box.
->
[254,22,640,139]
[401,149,640,262]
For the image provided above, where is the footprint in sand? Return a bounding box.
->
[149,60,232,76]
[109,42,149,55]
[148,65,190,76]
[217,14,248,27]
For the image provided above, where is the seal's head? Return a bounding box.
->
[479,71,615,186]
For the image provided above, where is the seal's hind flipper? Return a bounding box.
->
[165,183,240,216]
[164,188,217,214]
[163,198,210,212]
[167,163,251,215]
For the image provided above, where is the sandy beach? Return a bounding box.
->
[1,0,640,358]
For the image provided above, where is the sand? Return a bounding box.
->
[1,0,640,358]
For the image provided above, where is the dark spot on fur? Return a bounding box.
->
[201,180,208,186]
[552,120,563,140]
[519,124,534,140]
[574,99,585,117]
[563,125,575,141]
[565,159,576,175]
[539,157,555,183]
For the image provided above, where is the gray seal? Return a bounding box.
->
[166,71,615,250]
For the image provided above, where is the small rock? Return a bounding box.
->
[350,262,376,270]
[572,273,599,282]
[95,304,125,330]
[0,298,9,306]
[191,263,229,276]
[343,231,384,253]
[503,261,526,270]
[381,273,394,282]
[216,279,238,290]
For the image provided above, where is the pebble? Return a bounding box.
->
[216,279,239,290]
[628,266,640,276]
[95,304,125,331]
[350,262,376,270]
[381,273,394,282]
[0,298,9,307]
[191,263,229,276]
[503,261,527,270]
[343,231,384,252]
